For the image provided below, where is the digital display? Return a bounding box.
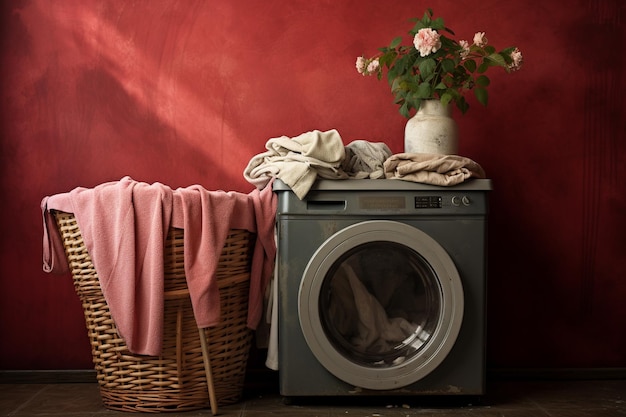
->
[415,196,442,208]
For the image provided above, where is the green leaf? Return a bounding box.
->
[475,75,490,87]
[395,54,412,74]
[418,58,437,78]
[477,60,490,73]
[441,58,456,74]
[405,76,421,92]
[474,87,488,106]
[456,96,470,114]
[440,92,453,106]
[464,59,477,73]
[393,89,406,103]
[379,51,397,68]
[387,69,397,86]
[416,82,432,98]
[486,53,507,67]
[412,98,423,113]
[423,9,433,23]
[399,101,411,118]
[389,36,402,49]
[390,76,402,92]
[431,17,445,30]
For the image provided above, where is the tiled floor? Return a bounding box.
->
[1,379,625,416]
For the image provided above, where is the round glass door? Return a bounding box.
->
[299,220,463,390]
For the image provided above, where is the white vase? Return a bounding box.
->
[404,99,458,155]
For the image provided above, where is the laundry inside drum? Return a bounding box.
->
[319,241,442,368]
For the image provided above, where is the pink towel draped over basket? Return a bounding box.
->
[41,176,276,356]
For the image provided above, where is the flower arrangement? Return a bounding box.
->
[356,9,523,117]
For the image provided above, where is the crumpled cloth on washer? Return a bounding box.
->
[243,129,348,200]
[244,130,394,199]
[341,140,392,179]
[384,153,486,185]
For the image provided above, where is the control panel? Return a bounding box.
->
[414,195,473,208]
[275,178,491,216]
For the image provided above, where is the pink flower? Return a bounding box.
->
[356,56,367,74]
[509,47,523,71]
[473,32,488,47]
[413,28,441,57]
[366,58,380,74]
[459,40,470,59]
[356,56,380,76]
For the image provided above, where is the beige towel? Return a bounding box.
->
[384,153,486,185]
[244,129,347,199]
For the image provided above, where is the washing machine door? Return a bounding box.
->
[299,220,463,390]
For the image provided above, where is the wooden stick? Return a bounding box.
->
[199,327,218,415]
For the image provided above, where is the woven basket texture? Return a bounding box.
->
[53,211,254,413]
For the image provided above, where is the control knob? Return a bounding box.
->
[451,195,471,206]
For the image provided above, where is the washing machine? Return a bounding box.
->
[274,178,491,398]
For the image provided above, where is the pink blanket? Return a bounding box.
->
[42,177,276,356]
[174,183,276,330]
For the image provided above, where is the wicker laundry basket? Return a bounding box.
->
[52,211,254,413]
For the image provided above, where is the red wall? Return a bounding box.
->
[1,0,624,371]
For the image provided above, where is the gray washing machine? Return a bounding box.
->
[274,178,491,398]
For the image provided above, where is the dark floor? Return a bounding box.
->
[1,379,625,417]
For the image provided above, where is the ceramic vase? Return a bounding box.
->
[404,99,458,155]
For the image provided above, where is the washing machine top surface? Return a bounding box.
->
[273,178,491,216]
[272,178,492,192]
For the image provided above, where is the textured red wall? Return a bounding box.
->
[1,0,624,370]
